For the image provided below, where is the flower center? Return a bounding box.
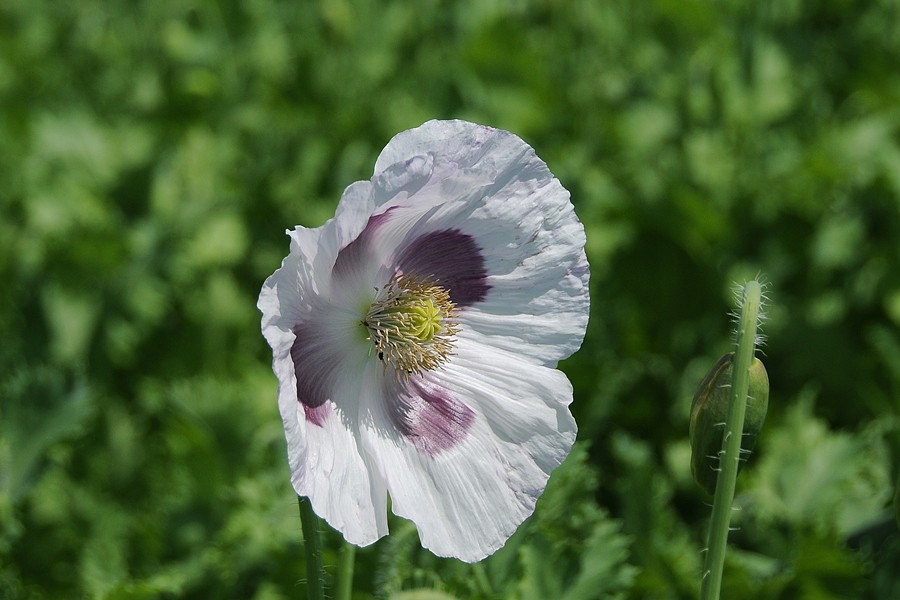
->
[363,272,459,378]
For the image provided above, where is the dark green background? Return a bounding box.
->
[2,1,899,598]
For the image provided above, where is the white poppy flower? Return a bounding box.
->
[258,120,590,562]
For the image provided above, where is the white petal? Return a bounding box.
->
[366,120,590,364]
[359,336,576,562]
[374,120,524,183]
[459,248,589,367]
[259,213,391,546]
[275,332,389,547]
[258,230,321,364]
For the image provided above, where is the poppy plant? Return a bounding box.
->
[259,120,589,562]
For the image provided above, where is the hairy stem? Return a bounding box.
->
[298,496,325,600]
[700,280,762,600]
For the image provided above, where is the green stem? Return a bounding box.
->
[700,280,762,600]
[335,541,356,600]
[298,496,325,600]
[472,562,493,596]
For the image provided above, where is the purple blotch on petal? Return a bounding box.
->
[396,229,490,307]
[304,403,329,427]
[290,322,338,428]
[332,208,395,280]
[388,377,476,456]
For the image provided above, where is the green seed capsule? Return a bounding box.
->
[689,352,769,495]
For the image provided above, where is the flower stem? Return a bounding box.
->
[335,541,356,600]
[298,495,325,600]
[700,280,762,600]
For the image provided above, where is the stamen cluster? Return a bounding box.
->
[363,272,459,378]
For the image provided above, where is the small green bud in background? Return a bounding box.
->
[690,352,770,495]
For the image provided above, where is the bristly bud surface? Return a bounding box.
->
[690,352,770,495]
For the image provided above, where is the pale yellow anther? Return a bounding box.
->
[362,273,458,378]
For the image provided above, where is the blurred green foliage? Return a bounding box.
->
[2,0,900,598]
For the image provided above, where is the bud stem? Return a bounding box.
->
[700,280,763,600]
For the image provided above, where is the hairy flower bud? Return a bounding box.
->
[690,352,769,495]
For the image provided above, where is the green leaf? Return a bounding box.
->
[744,395,891,537]
[0,367,95,506]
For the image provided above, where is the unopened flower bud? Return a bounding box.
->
[690,352,769,495]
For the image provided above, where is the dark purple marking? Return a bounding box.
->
[290,322,340,428]
[395,229,490,307]
[303,404,329,427]
[332,208,395,280]
[387,377,476,455]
